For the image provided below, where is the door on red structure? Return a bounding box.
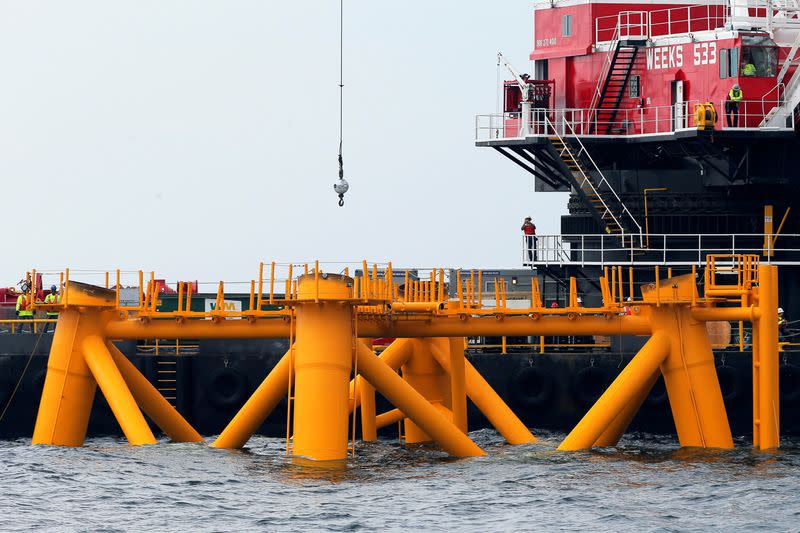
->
[671,80,685,131]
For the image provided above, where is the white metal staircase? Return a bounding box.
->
[545,117,643,246]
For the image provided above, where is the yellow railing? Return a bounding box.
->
[0,319,58,334]
[138,339,200,356]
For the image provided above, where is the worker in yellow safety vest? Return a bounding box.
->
[15,282,33,334]
[725,84,743,128]
[43,285,59,333]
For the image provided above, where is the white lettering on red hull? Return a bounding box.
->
[645,45,684,70]
[645,43,716,70]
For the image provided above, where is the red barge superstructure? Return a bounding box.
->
[478,0,800,310]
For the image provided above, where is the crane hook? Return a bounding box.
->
[334,150,349,207]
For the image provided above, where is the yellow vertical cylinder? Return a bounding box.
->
[32,310,98,446]
[357,339,378,442]
[559,332,671,451]
[429,343,535,445]
[359,376,378,441]
[752,316,761,449]
[763,205,774,257]
[82,335,156,445]
[448,338,468,434]
[355,342,485,457]
[401,340,451,443]
[291,274,353,461]
[106,342,202,443]
[758,264,780,449]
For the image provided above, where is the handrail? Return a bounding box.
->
[588,25,618,127]
[561,118,644,246]
[475,98,793,141]
[522,233,800,266]
[544,115,627,239]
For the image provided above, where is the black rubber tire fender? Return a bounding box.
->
[780,364,800,404]
[0,378,12,410]
[573,366,611,407]
[206,367,247,408]
[715,366,741,403]
[644,376,669,408]
[512,366,553,408]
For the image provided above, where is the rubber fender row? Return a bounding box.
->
[7,363,800,414]
[511,364,800,408]
[511,365,663,409]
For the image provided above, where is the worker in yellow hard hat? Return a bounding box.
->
[43,285,59,333]
[15,281,33,334]
[726,84,743,128]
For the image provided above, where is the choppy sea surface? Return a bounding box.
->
[1,430,798,532]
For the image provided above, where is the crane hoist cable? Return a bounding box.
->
[333,0,349,207]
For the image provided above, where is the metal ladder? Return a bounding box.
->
[155,358,178,406]
[546,117,643,245]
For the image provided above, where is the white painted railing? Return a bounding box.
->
[593,2,800,44]
[522,233,800,266]
[475,99,792,141]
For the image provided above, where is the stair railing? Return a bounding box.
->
[588,24,620,129]
[545,115,624,237]
[547,115,644,247]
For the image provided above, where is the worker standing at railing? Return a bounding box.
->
[15,281,33,334]
[521,217,537,262]
[43,285,59,333]
[726,84,743,128]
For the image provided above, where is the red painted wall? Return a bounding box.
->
[527,2,781,131]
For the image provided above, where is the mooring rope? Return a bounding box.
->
[0,326,47,424]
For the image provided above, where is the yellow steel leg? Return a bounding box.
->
[356,342,485,457]
[593,368,660,447]
[349,338,413,411]
[758,264,780,449]
[402,340,451,443]
[448,338,468,434]
[32,310,98,446]
[82,335,156,445]
[559,332,671,451]
[752,318,761,449]
[291,275,353,461]
[359,376,378,441]
[430,342,535,445]
[376,408,405,429]
[213,350,291,449]
[658,307,733,449]
[107,342,202,443]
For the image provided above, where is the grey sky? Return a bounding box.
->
[1,1,567,286]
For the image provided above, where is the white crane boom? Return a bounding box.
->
[497,52,535,135]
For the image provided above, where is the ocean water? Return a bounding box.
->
[1,430,798,532]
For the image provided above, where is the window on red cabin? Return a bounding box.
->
[730,48,739,77]
[629,75,640,97]
[740,35,777,78]
[720,49,728,78]
[740,46,777,77]
[562,15,572,37]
